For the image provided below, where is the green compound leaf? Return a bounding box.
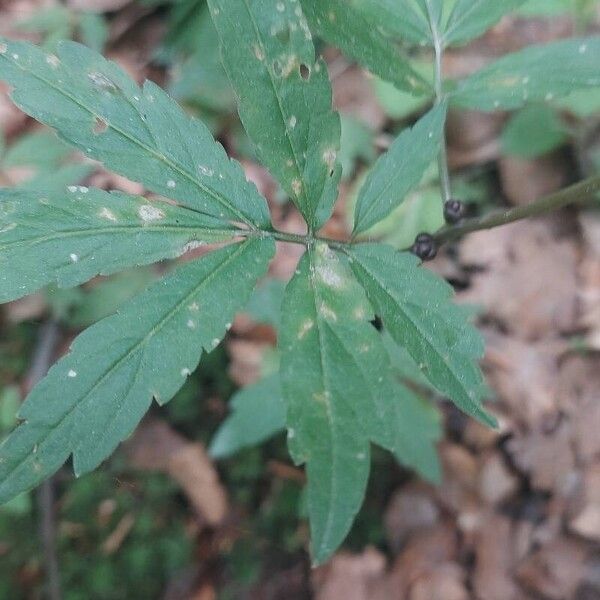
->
[452,36,600,111]
[280,242,440,563]
[208,0,341,231]
[0,187,237,303]
[300,0,431,93]
[0,38,270,228]
[0,237,275,504]
[348,243,496,428]
[443,0,528,46]
[353,103,447,236]
[209,374,286,458]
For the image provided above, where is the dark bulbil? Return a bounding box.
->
[443,199,466,224]
[411,233,438,261]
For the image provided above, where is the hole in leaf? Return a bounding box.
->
[299,63,310,80]
[93,116,108,134]
[370,316,383,331]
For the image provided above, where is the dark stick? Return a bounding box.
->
[26,321,62,600]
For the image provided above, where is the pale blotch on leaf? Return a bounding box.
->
[45,54,60,69]
[187,319,196,329]
[199,165,214,177]
[297,318,314,340]
[322,148,337,171]
[68,370,77,378]
[211,338,220,349]
[291,178,302,196]
[166,179,176,189]
[189,302,200,312]
[138,204,165,222]
[313,391,331,404]
[253,44,265,61]
[70,253,79,263]
[316,263,344,289]
[353,306,366,320]
[288,115,297,129]
[99,207,117,222]
[318,302,337,322]
[181,240,205,254]
[0,223,17,234]
[0,43,7,55]
[88,71,117,91]
[181,368,191,377]
[276,1,285,12]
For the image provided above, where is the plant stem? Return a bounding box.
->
[429,4,452,204]
[242,176,600,251]
[434,175,600,244]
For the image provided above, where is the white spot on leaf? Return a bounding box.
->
[70,253,79,263]
[99,207,117,222]
[68,370,77,378]
[253,44,265,61]
[297,318,314,339]
[181,240,205,254]
[291,178,302,196]
[167,179,176,189]
[319,302,337,322]
[46,54,60,68]
[88,71,116,91]
[139,204,165,222]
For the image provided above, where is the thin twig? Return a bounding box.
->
[26,321,62,600]
[427,1,452,204]
[434,175,600,244]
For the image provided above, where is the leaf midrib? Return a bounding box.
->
[0,223,235,252]
[306,248,340,556]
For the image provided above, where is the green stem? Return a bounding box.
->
[428,4,451,204]
[240,176,600,251]
[434,175,600,244]
[239,227,346,250]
